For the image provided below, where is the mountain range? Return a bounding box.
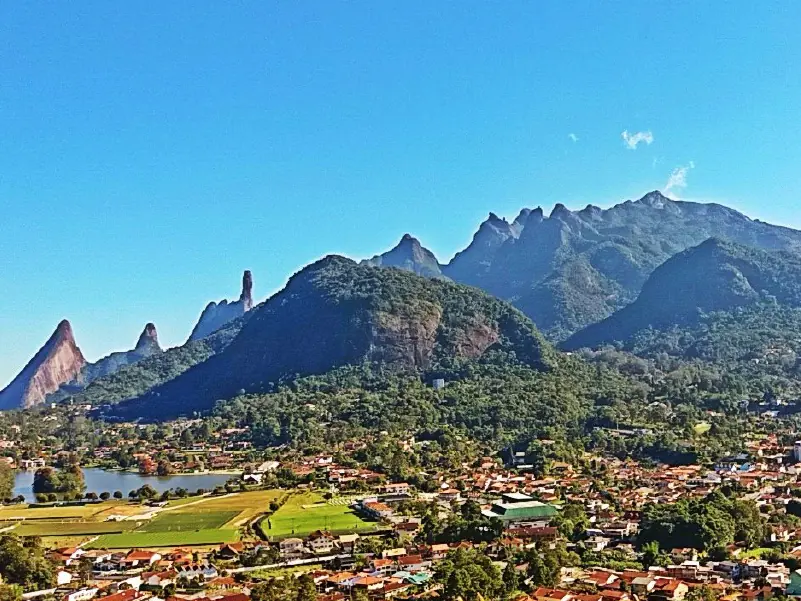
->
[5,190,801,415]
[370,191,801,340]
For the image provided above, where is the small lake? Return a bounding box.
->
[13,468,235,501]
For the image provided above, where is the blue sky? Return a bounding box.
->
[2,2,800,385]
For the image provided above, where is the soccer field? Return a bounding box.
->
[89,528,240,548]
[260,493,376,538]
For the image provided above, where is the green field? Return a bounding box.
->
[261,493,375,539]
[138,511,239,532]
[12,521,136,537]
[89,528,240,548]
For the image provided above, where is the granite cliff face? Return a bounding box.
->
[113,255,553,419]
[188,270,254,341]
[443,212,524,287]
[0,320,86,409]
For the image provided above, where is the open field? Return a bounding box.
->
[139,511,238,532]
[12,521,136,536]
[183,489,284,527]
[89,528,240,548]
[0,501,154,522]
[2,490,284,548]
[260,492,375,539]
[0,505,102,521]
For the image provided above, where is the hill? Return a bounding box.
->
[564,238,801,350]
[110,255,556,419]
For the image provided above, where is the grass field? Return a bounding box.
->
[0,501,153,522]
[2,490,285,548]
[138,511,238,532]
[260,493,375,539]
[693,422,712,435]
[89,528,240,548]
[186,490,284,527]
[12,521,136,536]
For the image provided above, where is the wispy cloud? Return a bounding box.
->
[568,133,579,143]
[664,161,695,196]
[621,130,654,150]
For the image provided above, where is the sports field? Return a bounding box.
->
[260,492,376,538]
[138,510,238,532]
[89,528,240,548]
[2,489,285,548]
[12,521,136,536]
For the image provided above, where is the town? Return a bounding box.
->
[5,410,801,601]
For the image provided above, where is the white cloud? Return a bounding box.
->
[621,130,654,150]
[664,162,695,196]
[568,133,579,143]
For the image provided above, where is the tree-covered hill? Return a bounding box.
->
[110,255,557,419]
[564,238,801,351]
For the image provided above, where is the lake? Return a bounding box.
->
[13,467,235,500]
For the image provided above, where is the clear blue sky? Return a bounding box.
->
[2,2,800,385]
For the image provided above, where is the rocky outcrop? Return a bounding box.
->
[0,320,86,410]
[443,212,525,286]
[83,323,163,382]
[188,270,254,341]
[365,234,444,279]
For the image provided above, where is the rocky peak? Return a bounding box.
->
[550,203,572,220]
[135,323,160,353]
[0,320,86,410]
[366,234,443,279]
[526,207,545,226]
[188,271,257,342]
[240,270,254,311]
[639,190,672,208]
[578,204,603,220]
[513,208,532,228]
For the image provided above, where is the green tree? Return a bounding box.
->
[435,548,503,601]
[502,561,519,599]
[0,535,55,591]
[0,584,23,601]
[296,574,318,601]
[0,462,13,500]
[641,540,661,568]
